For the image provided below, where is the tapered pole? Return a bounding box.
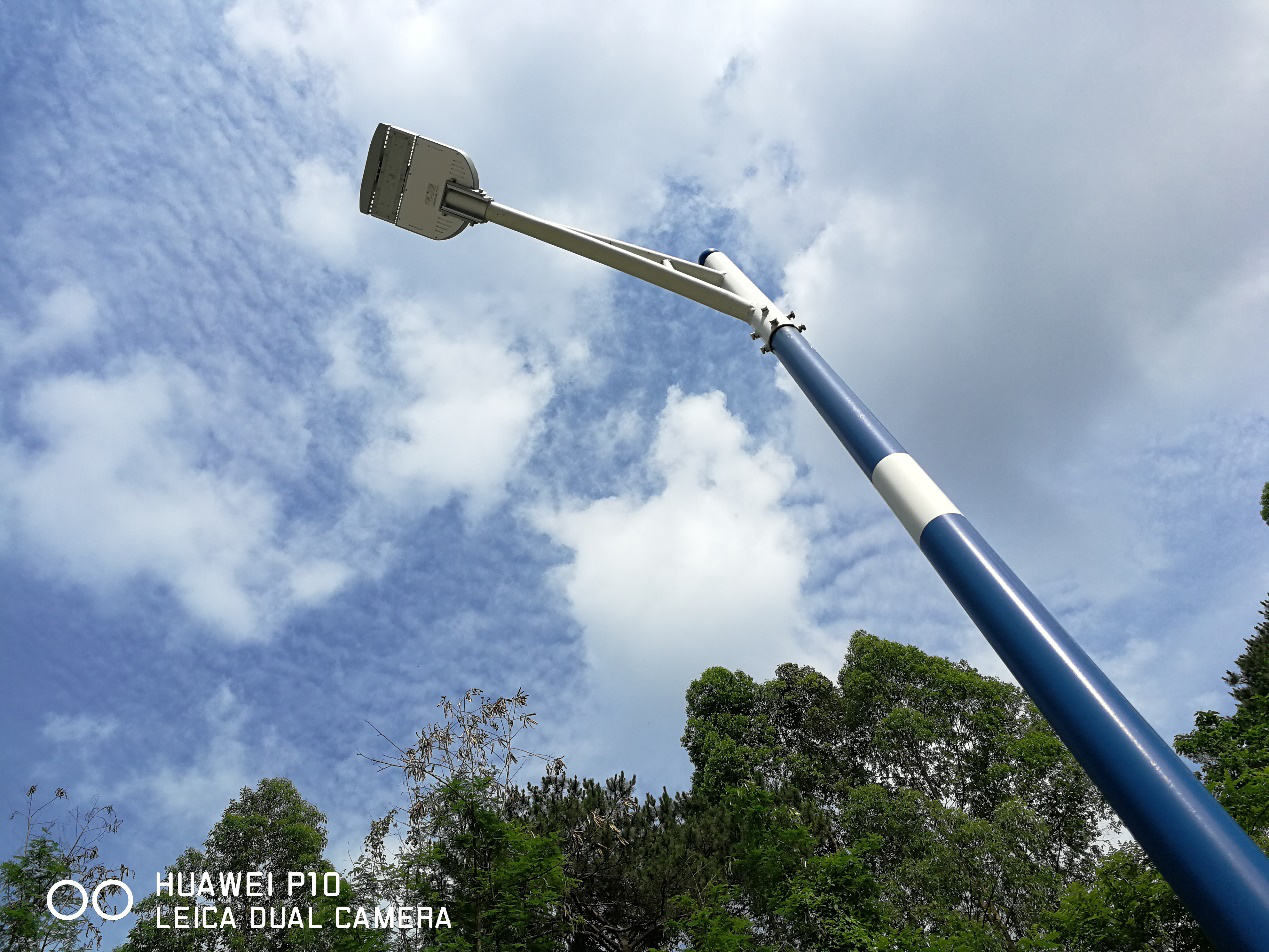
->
[767,321,1269,952]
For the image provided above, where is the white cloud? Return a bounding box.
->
[282,159,360,264]
[1133,252,1269,411]
[119,685,294,832]
[225,0,752,218]
[533,388,812,775]
[42,713,121,746]
[2,283,99,362]
[0,358,350,641]
[289,558,353,604]
[588,404,646,463]
[347,305,554,517]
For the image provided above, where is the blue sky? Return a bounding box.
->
[3,1,1268,943]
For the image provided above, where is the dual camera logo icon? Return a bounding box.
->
[47,880,134,921]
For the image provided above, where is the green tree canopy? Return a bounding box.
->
[119,778,380,952]
[676,633,1117,950]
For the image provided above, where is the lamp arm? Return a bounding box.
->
[481,201,755,323]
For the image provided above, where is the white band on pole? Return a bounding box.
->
[870,452,960,542]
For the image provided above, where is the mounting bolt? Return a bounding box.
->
[750,332,760,340]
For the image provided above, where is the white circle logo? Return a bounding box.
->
[47,880,134,921]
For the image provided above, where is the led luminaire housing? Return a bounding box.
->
[359,123,481,240]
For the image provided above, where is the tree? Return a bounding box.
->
[119,778,382,952]
[1174,483,1269,836]
[1175,599,1269,837]
[0,786,129,952]
[352,777,559,952]
[1221,597,1269,710]
[1038,482,1269,951]
[354,689,573,951]
[676,634,1117,950]
[659,884,773,952]
[837,634,1116,935]
[513,772,724,952]
[1034,843,1211,952]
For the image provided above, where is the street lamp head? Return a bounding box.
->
[359,123,483,240]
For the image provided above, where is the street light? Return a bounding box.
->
[360,122,1269,952]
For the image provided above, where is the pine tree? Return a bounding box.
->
[1174,481,1269,834]
[1224,600,1269,710]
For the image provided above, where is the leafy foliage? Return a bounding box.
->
[1035,483,1269,950]
[354,690,572,951]
[1032,844,1213,952]
[0,786,128,952]
[119,778,380,952]
[676,634,1118,950]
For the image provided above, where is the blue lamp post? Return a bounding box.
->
[359,123,1269,951]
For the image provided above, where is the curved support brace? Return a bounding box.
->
[485,203,756,322]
